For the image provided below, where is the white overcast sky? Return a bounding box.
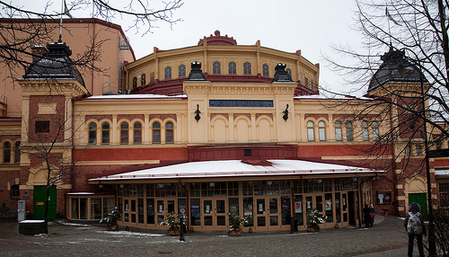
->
[10,0,368,94]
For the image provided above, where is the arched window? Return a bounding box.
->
[335,121,342,141]
[164,66,172,79]
[346,121,353,141]
[133,122,142,145]
[243,62,251,74]
[101,122,110,145]
[132,77,137,89]
[362,121,369,141]
[152,122,161,144]
[178,64,186,77]
[150,72,155,82]
[3,142,11,163]
[14,141,20,163]
[120,122,129,145]
[372,121,379,141]
[213,61,221,74]
[166,122,174,144]
[228,61,236,74]
[286,68,292,78]
[307,121,315,141]
[319,121,326,141]
[141,74,146,86]
[310,79,313,90]
[299,72,303,83]
[88,123,97,145]
[262,63,269,76]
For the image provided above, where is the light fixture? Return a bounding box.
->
[316,179,322,184]
[158,183,164,188]
[209,182,215,187]
[267,180,272,186]
[120,184,125,189]
[99,184,104,188]
[353,177,358,182]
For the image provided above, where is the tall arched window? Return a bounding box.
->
[228,61,236,74]
[141,74,146,86]
[362,121,369,141]
[262,63,269,76]
[101,122,110,145]
[178,64,186,77]
[3,141,11,163]
[372,121,379,141]
[213,61,221,74]
[335,121,342,141]
[243,62,251,74]
[120,122,129,145]
[166,122,174,144]
[286,68,292,77]
[133,122,142,145]
[299,72,303,83]
[14,141,20,163]
[319,121,326,141]
[164,66,172,79]
[307,121,315,141]
[152,122,161,144]
[310,79,313,90]
[345,121,353,141]
[132,77,137,89]
[88,122,97,145]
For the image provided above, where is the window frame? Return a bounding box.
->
[133,122,142,145]
[120,122,129,145]
[88,122,97,145]
[335,121,342,141]
[262,63,269,76]
[101,122,110,145]
[164,66,172,79]
[152,122,161,144]
[178,64,186,77]
[307,121,315,141]
[243,62,251,75]
[345,121,353,141]
[318,121,326,141]
[213,61,221,74]
[228,61,236,74]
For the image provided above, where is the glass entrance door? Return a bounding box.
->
[155,199,177,228]
[202,198,227,230]
[253,197,282,231]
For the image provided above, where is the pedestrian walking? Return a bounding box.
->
[363,204,371,228]
[369,204,375,227]
[404,202,426,257]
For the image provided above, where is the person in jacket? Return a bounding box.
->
[363,204,371,228]
[404,202,426,257]
[369,204,375,227]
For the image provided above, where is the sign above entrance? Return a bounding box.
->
[209,99,274,108]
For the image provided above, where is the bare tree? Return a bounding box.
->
[325,1,449,255]
[0,0,183,81]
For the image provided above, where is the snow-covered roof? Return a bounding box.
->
[89,159,384,182]
[84,94,187,101]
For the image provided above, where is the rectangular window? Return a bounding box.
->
[35,121,50,133]
[10,184,19,198]
[91,198,102,220]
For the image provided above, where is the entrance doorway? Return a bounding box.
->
[409,193,427,218]
[33,185,56,220]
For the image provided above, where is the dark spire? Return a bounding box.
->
[187,62,207,81]
[273,63,292,82]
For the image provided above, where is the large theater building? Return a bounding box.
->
[2,24,446,232]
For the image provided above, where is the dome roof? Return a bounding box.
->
[198,30,237,46]
[368,48,425,92]
[23,39,85,87]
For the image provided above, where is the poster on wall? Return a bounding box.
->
[295,201,302,213]
[325,200,332,211]
[378,192,392,204]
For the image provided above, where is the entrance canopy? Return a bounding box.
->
[88,159,384,183]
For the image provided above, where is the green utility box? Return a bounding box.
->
[19,220,46,235]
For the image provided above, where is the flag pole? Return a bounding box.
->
[59,0,64,42]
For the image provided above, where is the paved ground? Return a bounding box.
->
[0,215,429,257]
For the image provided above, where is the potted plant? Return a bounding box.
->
[100,207,122,231]
[228,213,252,236]
[159,212,180,236]
[306,208,326,232]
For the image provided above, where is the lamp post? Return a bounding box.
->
[179,209,186,242]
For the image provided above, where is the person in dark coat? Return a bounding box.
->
[404,202,426,257]
[363,204,371,228]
